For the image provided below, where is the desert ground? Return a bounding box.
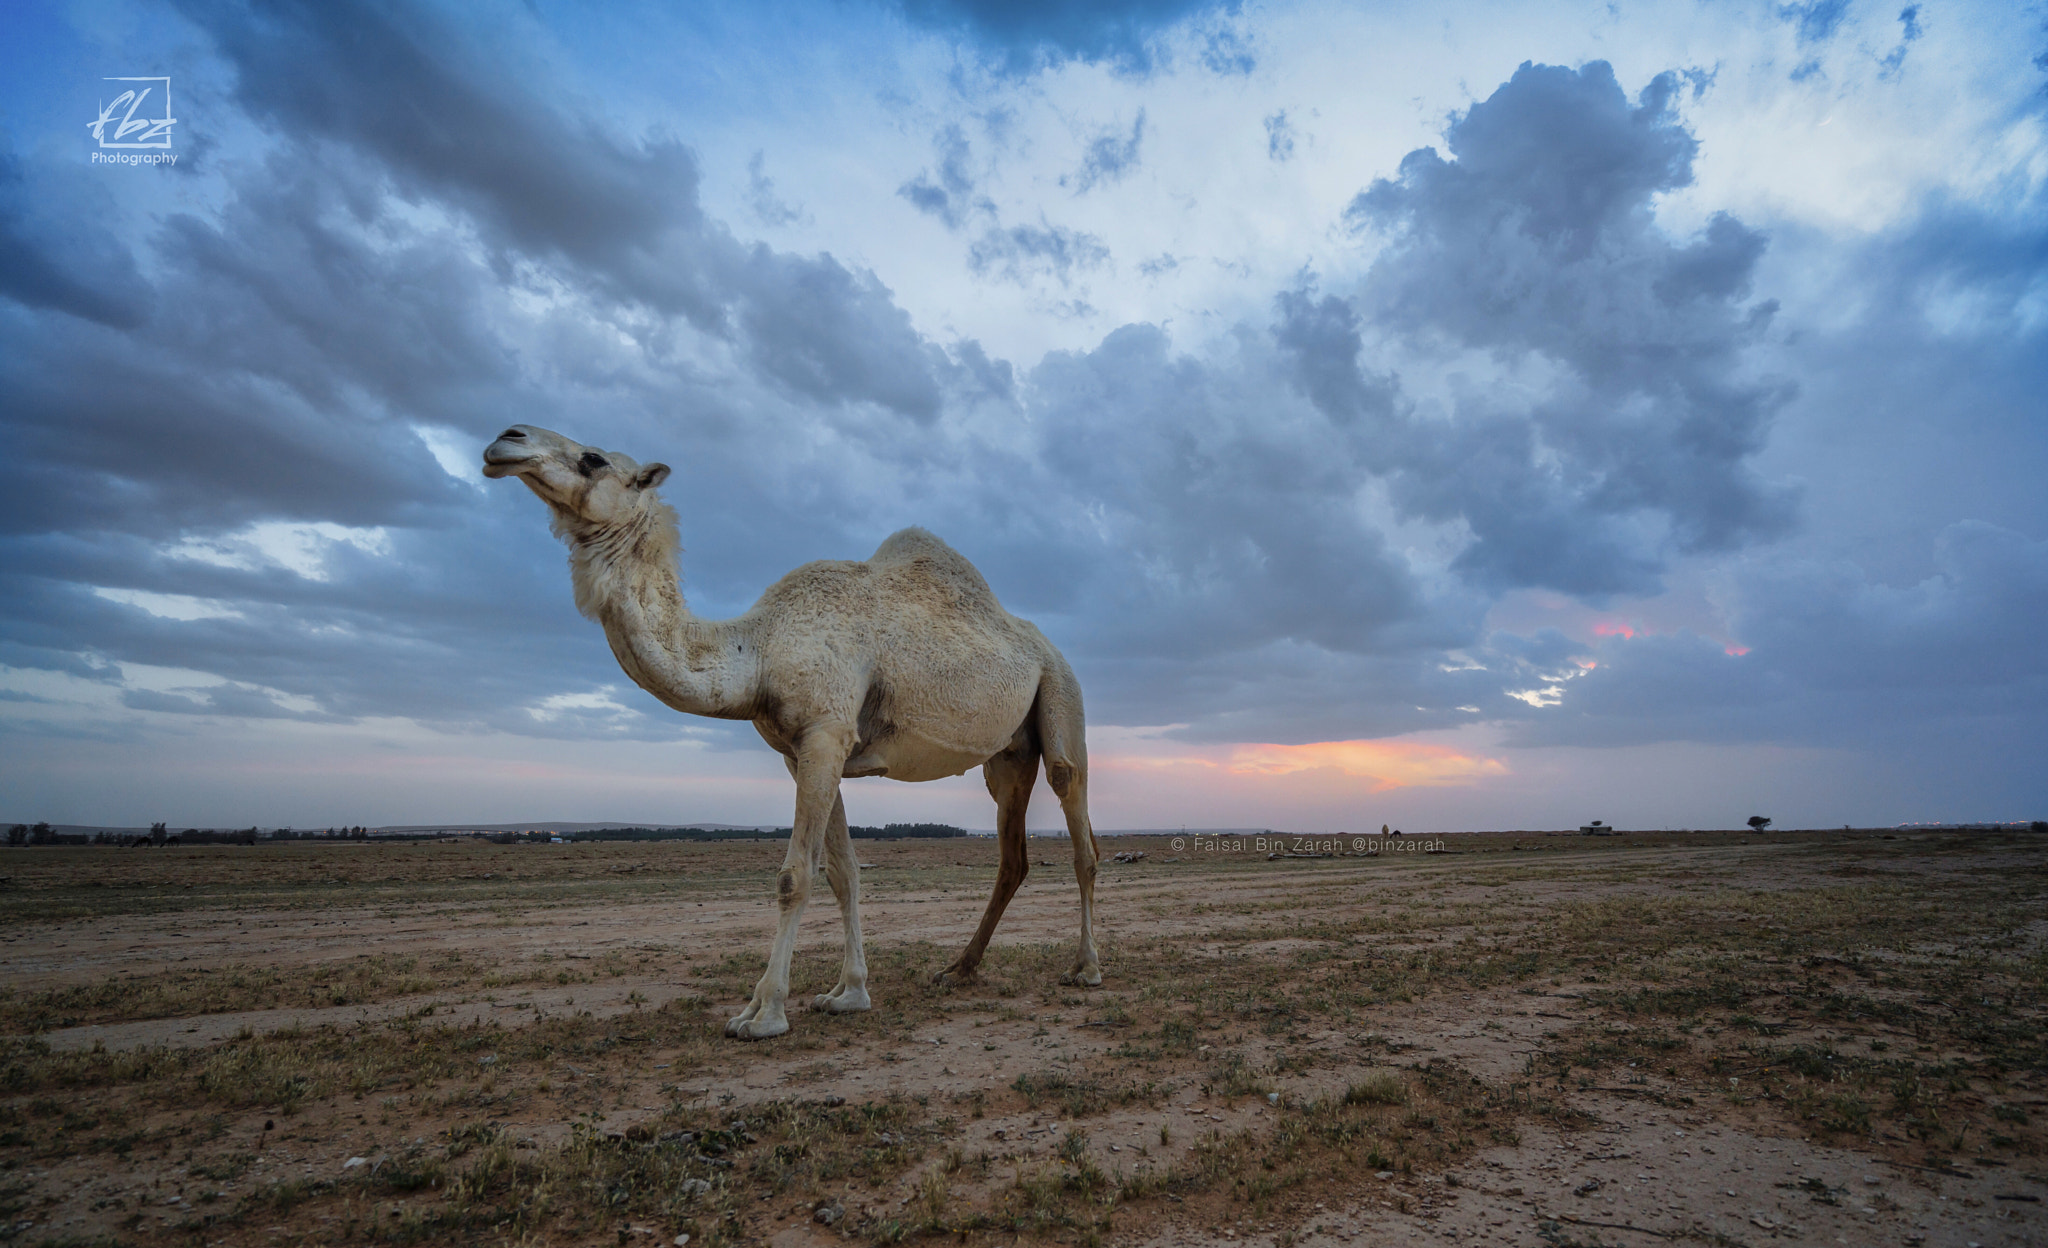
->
[1,827,2043,1248]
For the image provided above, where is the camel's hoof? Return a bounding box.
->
[1060,967,1103,988]
[726,1014,790,1040]
[811,988,871,1014]
[932,964,977,987]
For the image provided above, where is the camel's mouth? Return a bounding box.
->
[481,429,539,478]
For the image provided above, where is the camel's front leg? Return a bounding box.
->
[728,728,853,1040]
[811,789,870,1014]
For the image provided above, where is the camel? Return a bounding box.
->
[483,425,1102,1039]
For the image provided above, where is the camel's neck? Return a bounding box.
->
[557,502,756,720]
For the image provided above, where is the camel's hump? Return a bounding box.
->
[868,526,958,564]
[868,527,1000,601]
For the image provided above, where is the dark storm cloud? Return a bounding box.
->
[178,0,943,421]
[894,0,1232,73]
[734,247,949,421]
[1500,521,2048,750]
[1308,61,1797,596]
[0,154,487,543]
[0,156,148,328]
[1024,325,1444,656]
[180,0,718,314]
[1483,165,2048,759]
[1063,111,1146,193]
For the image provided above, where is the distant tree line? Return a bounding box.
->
[4,823,375,846]
[564,827,773,843]
[849,823,967,839]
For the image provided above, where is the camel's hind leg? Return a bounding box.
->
[812,788,871,1014]
[936,729,1038,984]
[1037,664,1102,987]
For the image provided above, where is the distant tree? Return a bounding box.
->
[150,822,168,846]
[848,822,968,839]
[6,824,25,847]
[1747,815,1772,832]
[30,822,53,845]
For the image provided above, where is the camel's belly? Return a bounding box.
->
[844,735,997,783]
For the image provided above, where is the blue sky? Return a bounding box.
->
[1,0,2044,833]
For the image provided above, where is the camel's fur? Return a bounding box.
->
[484,425,1101,1038]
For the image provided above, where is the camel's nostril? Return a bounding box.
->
[498,428,526,440]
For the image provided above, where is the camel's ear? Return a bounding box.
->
[634,463,671,490]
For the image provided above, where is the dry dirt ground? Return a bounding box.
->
[1,828,2044,1248]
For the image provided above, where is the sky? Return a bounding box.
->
[1,0,2044,835]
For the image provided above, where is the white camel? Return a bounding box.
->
[483,425,1102,1039]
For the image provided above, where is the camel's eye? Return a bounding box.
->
[578,452,609,475]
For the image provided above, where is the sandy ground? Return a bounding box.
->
[3,831,2044,1246]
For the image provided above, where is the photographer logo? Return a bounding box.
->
[89,77,178,166]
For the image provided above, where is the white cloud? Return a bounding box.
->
[414,424,487,486]
[168,521,393,582]
[526,687,640,723]
[93,588,244,621]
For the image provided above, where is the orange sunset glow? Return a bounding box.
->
[1095,735,1510,794]
[1230,740,1511,791]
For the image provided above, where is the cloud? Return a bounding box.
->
[1780,0,1852,47]
[898,125,989,230]
[967,222,1110,285]
[122,681,347,722]
[1199,26,1255,76]
[747,152,807,229]
[92,589,244,622]
[893,0,1232,73]
[1309,61,1797,596]
[1064,111,1146,193]
[1878,5,1923,78]
[177,0,945,421]
[0,155,149,328]
[1496,521,2048,748]
[1263,110,1296,162]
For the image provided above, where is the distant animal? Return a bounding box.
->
[484,425,1102,1039]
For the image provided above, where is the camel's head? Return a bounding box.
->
[482,425,672,532]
